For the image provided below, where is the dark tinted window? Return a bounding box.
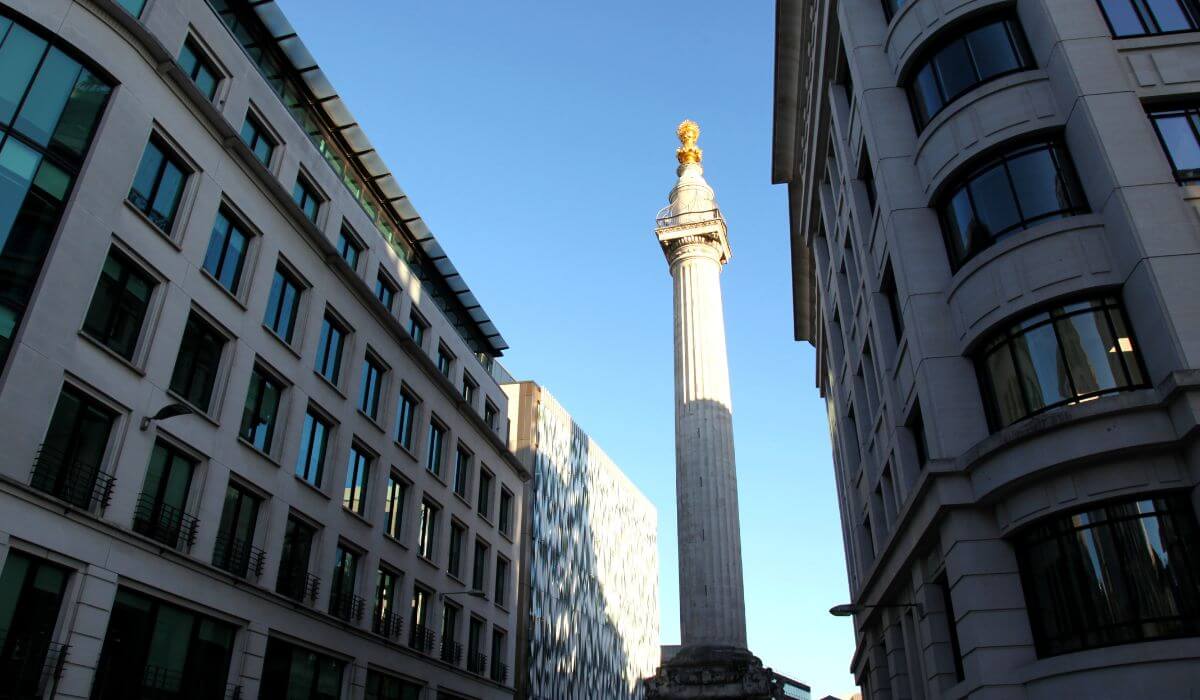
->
[169,313,225,412]
[202,209,251,293]
[1148,105,1200,182]
[907,16,1034,129]
[240,365,283,452]
[939,140,1087,269]
[881,0,909,21]
[314,313,347,385]
[178,39,218,100]
[260,637,344,700]
[295,408,330,486]
[293,177,319,222]
[1098,0,1200,36]
[263,265,302,343]
[977,297,1146,429]
[1016,493,1200,656]
[83,251,155,359]
[240,113,274,166]
[128,137,188,232]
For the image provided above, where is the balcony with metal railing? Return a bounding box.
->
[132,493,199,551]
[439,639,463,666]
[408,623,435,654]
[28,444,115,511]
[328,592,365,623]
[467,651,488,676]
[276,566,320,604]
[212,534,266,580]
[0,629,68,699]
[372,610,403,640]
[490,659,509,685]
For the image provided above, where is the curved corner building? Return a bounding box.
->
[0,1,529,698]
[772,0,1200,697]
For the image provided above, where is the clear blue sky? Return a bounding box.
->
[277,1,855,695]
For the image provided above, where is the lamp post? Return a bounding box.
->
[829,602,925,617]
[139,402,195,431]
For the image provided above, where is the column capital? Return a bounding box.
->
[655,219,731,270]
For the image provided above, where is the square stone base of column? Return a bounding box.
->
[645,645,774,699]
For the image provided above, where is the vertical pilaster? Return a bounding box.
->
[56,565,118,700]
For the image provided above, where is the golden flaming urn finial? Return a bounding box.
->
[676,119,702,165]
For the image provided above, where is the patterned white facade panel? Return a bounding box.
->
[523,386,659,700]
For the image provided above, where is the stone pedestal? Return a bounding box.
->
[646,646,773,699]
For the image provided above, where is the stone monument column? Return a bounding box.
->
[646,121,771,699]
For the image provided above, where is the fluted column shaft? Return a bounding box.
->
[669,237,747,650]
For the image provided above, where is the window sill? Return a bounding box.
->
[453,491,472,508]
[314,369,348,401]
[384,533,408,550]
[498,530,513,544]
[427,469,447,487]
[395,442,419,462]
[447,572,466,586]
[124,198,183,250]
[78,331,146,377]
[166,389,221,428]
[341,507,373,528]
[263,324,303,361]
[356,408,387,434]
[237,436,280,466]
[294,473,330,500]
[200,268,249,310]
[494,601,509,614]
[417,554,439,570]
[476,513,494,528]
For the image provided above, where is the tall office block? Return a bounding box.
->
[773,0,1200,697]
[0,1,527,697]
[504,381,659,700]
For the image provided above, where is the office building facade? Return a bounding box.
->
[0,0,526,698]
[504,381,659,700]
[773,0,1200,697]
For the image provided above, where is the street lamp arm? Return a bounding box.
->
[829,602,925,618]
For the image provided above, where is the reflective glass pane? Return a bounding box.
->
[966,21,1022,80]
[50,68,111,161]
[1146,0,1198,31]
[14,48,81,147]
[1100,0,1149,35]
[1055,310,1123,396]
[966,164,1020,238]
[1009,322,1070,411]
[148,158,184,230]
[942,187,976,264]
[1107,308,1146,385]
[129,141,164,213]
[1008,147,1070,222]
[0,137,41,251]
[0,26,48,126]
[911,64,942,126]
[1152,113,1200,177]
[932,38,977,101]
[116,0,147,17]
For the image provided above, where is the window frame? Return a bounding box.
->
[239,360,288,456]
[177,35,224,102]
[294,403,333,488]
[358,349,387,423]
[1147,104,1200,183]
[395,385,421,453]
[168,308,231,416]
[291,171,323,224]
[383,470,410,541]
[343,441,373,518]
[1096,0,1200,38]
[337,225,364,273]
[201,203,259,299]
[127,131,195,237]
[262,259,307,346]
[374,269,399,312]
[426,415,447,479]
[239,107,278,169]
[81,245,161,364]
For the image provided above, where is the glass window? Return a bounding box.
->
[977,297,1146,429]
[1016,493,1200,657]
[417,499,439,560]
[295,408,330,487]
[82,250,155,360]
[375,273,397,311]
[213,481,261,577]
[263,265,303,343]
[169,312,225,412]
[343,445,370,516]
[490,628,507,683]
[115,0,147,17]
[337,228,361,269]
[471,540,489,593]
[453,445,472,498]
[314,313,347,385]
[396,388,419,451]
[293,177,320,223]
[202,209,251,293]
[383,473,407,539]
[92,588,236,700]
[477,469,493,520]
[365,669,421,700]
[128,137,188,232]
[276,515,317,602]
[178,39,218,100]
[31,386,115,509]
[409,586,433,651]
[499,487,514,536]
[484,400,499,432]
[939,140,1088,269]
[906,16,1034,129]
[132,441,198,549]
[239,365,283,452]
[426,418,445,477]
[881,0,909,21]
[0,551,69,697]
[1098,0,1200,36]
[358,354,385,420]
[462,373,477,405]
[407,312,426,347]
[448,521,465,579]
[494,556,509,607]
[240,113,274,167]
[260,637,344,700]
[1148,106,1200,182]
[372,569,401,638]
[437,344,453,377]
[328,544,360,620]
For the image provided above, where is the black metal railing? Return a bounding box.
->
[439,639,462,666]
[490,660,508,684]
[408,623,435,654]
[132,493,199,550]
[467,651,487,675]
[372,610,403,640]
[213,533,266,579]
[276,566,320,603]
[0,629,68,699]
[328,592,365,622]
[28,444,115,511]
